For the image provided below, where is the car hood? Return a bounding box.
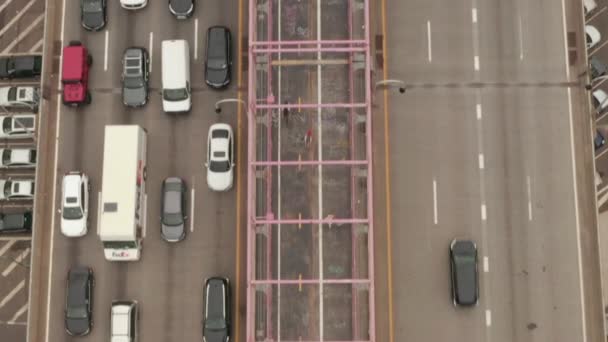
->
[66,317,90,336]
[61,217,87,237]
[204,328,228,342]
[207,169,233,191]
[163,98,191,113]
[123,86,147,107]
[161,222,185,242]
[82,12,104,30]
[206,68,229,88]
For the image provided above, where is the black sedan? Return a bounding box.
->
[65,266,94,336]
[205,26,232,89]
[81,0,106,31]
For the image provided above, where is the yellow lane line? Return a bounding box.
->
[380,0,394,341]
[235,0,244,339]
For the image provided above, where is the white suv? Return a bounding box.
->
[61,172,89,237]
[111,301,137,342]
[0,86,39,110]
[0,178,34,200]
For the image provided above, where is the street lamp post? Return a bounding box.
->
[215,98,247,114]
[374,79,406,93]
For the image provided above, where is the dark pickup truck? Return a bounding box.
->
[0,55,42,79]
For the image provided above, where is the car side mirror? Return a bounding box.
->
[232,163,235,167]
[204,162,209,167]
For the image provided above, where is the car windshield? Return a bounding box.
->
[209,160,230,173]
[3,181,12,197]
[163,213,183,226]
[2,150,10,164]
[2,118,11,133]
[205,318,227,330]
[63,206,83,220]
[7,87,17,101]
[208,58,227,70]
[124,76,143,89]
[67,306,88,319]
[82,0,102,12]
[163,88,188,101]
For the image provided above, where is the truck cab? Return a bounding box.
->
[62,41,92,107]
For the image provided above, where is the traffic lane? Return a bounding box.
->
[480,87,584,342]
[388,88,485,341]
[427,0,475,83]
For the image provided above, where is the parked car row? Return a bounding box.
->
[64,265,231,342]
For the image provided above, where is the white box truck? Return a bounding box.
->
[99,125,147,261]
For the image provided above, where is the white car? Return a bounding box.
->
[205,123,234,191]
[593,89,608,112]
[0,114,35,139]
[120,0,147,10]
[61,172,89,237]
[0,86,39,110]
[585,0,598,14]
[586,25,601,49]
[0,179,34,200]
[0,148,36,168]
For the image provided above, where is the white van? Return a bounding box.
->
[161,40,191,113]
[111,301,137,342]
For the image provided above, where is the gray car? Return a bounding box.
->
[122,47,149,107]
[65,266,93,336]
[161,177,186,242]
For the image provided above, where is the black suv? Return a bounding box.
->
[65,266,94,336]
[0,56,42,79]
[205,26,232,89]
[81,0,107,31]
[122,47,149,107]
[449,240,478,306]
[203,277,231,342]
[0,212,32,234]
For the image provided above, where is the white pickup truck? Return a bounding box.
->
[0,114,35,139]
[0,86,39,110]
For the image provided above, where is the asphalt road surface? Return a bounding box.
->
[373,0,604,342]
[27,1,245,342]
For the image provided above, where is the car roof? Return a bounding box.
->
[63,174,82,199]
[205,278,226,317]
[67,267,90,305]
[62,45,85,80]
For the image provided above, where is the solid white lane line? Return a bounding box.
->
[317,0,324,338]
[0,240,16,257]
[471,8,477,23]
[8,302,28,324]
[478,153,484,170]
[1,13,45,54]
[433,179,438,224]
[149,32,154,73]
[483,256,489,272]
[97,192,102,235]
[0,0,36,38]
[526,176,532,221]
[190,189,195,232]
[560,0,570,78]
[427,20,432,62]
[45,0,67,339]
[104,30,109,71]
[474,55,480,71]
[0,0,15,14]
[142,193,147,238]
[566,86,587,342]
[481,203,487,221]
[518,16,524,60]
[485,309,492,326]
[0,280,25,309]
[194,19,199,60]
[476,103,482,120]
[29,38,44,53]
[2,248,30,277]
